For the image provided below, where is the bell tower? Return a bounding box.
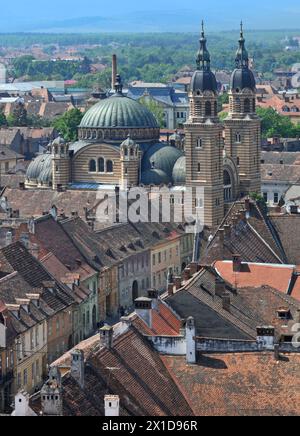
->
[120,135,140,189]
[224,23,261,196]
[51,136,70,190]
[185,22,224,228]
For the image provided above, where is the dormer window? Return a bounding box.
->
[277,308,291,320]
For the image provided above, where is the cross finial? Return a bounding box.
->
[240,21,243,35]
[201,20,205,37]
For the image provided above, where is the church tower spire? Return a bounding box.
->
[184,21,224,228]
[224,23,261,197]
[196,21,211,71]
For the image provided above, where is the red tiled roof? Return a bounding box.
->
[215,261,294,293]
[162,353,300,416]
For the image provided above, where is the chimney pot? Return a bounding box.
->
[168,283,174,296]
[70,349,85,389]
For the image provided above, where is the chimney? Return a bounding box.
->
[189,262,198,276]
[134,297,152,329]
[185,317,196,364]
[215,277,226,297]
[147,289,159,310]
[224,224,231,238]
[296,309,300,324]
[274,343,280,361]
[239,209,246,222]
[5,231,13,246]
[167,283,174,296]
[219,228,225,244]
[41,367,63,416]
[222,293,231,312]
[256,326,275,350]
[13,391,32,417]
[174,276,182,290]
[112,54,117,91]
[70,349,85,389]
[244,197,250,212]
[100,325,114,349]
[104,395,120,417]
[183,268,191,282]
[233,254,242,272]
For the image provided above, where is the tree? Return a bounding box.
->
[8,102,28,127]
[257,107,300,138]
[0,109,7,127]
[52,108,84,142]
[139,96,165,128]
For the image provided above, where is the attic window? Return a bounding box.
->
[106,249,115,259]
[277,309,291,320]
[152,231,160,239]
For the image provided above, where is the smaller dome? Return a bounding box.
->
[190,70,218,94]
[142,144,183,178]
[38,165,52,184]
[172,156,186,185]
[121,135,136,148]
[26,153,52,181]
[141,169,171,186]
[52,136,66,146]
[230,68,256,91]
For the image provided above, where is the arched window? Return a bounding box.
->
[235,132,242,143]
[106,160,113,173]
[196,137,202,149]
[244,98,251,113]
[282,106,290,112]
[214,101,218,116]
[205,101,212,116]
[98,157,105,173]
[89,159,96,172]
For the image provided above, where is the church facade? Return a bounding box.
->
[25,24,261,228]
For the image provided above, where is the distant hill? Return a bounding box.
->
[2,2,300,33]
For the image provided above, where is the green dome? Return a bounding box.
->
[80,94,159,129]
[172,156,186,185]
[142,144,184,177]
[141,169,171,186]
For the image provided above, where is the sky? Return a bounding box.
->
[2,0,300,31]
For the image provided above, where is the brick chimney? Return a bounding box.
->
[183,268,191,282]
[233,254,242,272]
[13,391,32,417]
[189,262,198,276]
[224,224,231,238]
[222,293,231,312]
[215,277,226,297]
[174,276,182,290]
[112,54,117,91]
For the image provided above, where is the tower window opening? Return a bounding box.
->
[235,132,241,143]
[244,98,251,113]
[197,163,201,173]
[196,138,202,149]
[205,101,212,117]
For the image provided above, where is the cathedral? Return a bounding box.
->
[25,24,261,228]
